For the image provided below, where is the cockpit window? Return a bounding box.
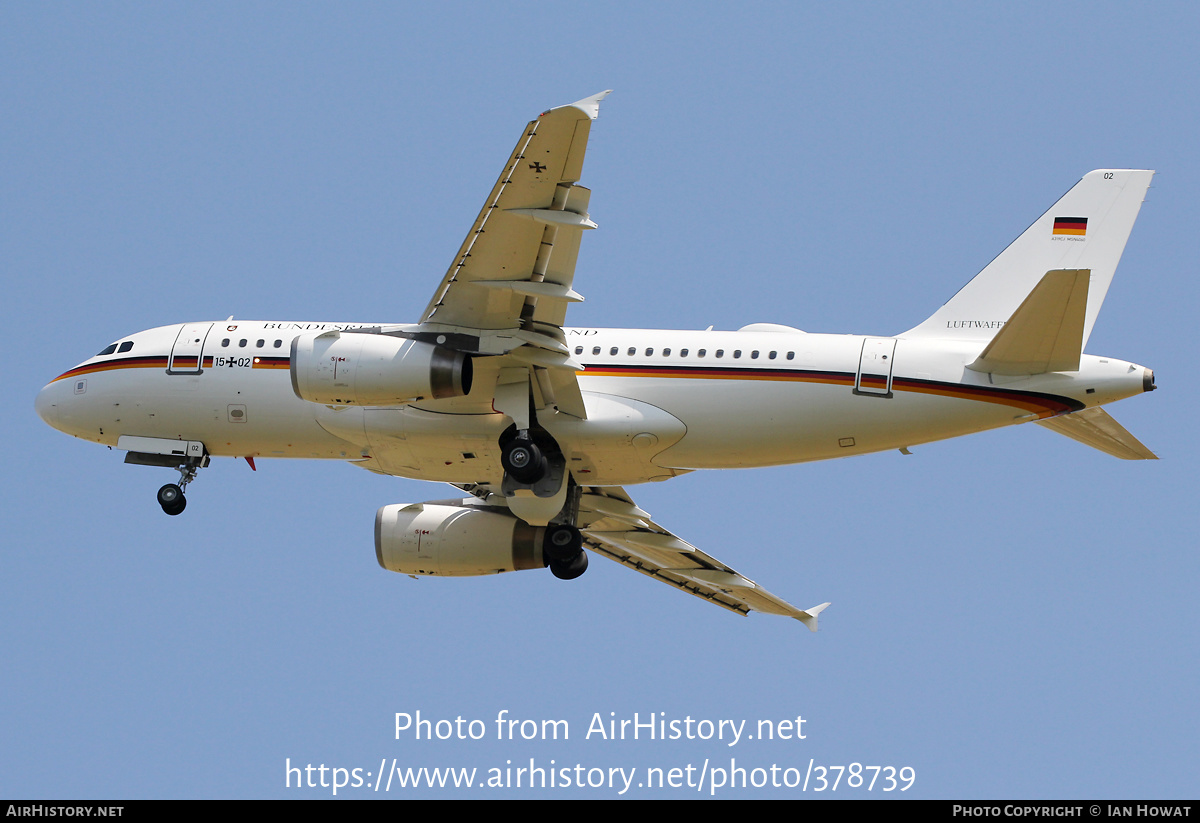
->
[117,341,134,353]
[97,344,118,356]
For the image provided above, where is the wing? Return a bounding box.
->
[420,91,610,333]
[576,485,831,629]
[415,91,610,420]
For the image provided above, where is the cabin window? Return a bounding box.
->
[733,350,742,359]
[681,349,689,357]
[574,346,583,355]
[97,344,118,356]
[238,339,247,348]
[662,348,671,356]
[645,348,654,356]
[715,349,724,358]
[610,347,618,356]
[274,339,283,348]
[592,346,601,355]
[221,339,230,347]
[628,347,636,356]
[698,349,707,357]
[786,351,795,360]
[750,350,759,359]
[256,339,265,348]
[769,351,777,360]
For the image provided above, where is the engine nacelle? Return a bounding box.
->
[375,503,545,576]
[290,332,472,406]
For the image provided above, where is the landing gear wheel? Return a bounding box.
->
[544,524,583,562]
[549,550,588,580]
[501,438,546,484]
[544,524,586,579]
[157,484,187,516]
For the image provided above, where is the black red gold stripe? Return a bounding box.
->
[49,356,1082,420]
[583,364,851,386]
[891,376,1081,417]
[581,364,1083,419]
[251,356,291,370]
[51,353,293,383]
[51,355,170,382]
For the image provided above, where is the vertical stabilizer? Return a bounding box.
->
[904,170,1153,346]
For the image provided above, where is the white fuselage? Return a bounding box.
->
[36,320,1151,488]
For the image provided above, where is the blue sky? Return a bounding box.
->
[3,2,1197,798]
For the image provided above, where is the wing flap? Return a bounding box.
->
[1037,406,1158,459]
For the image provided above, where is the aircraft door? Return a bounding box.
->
[855,337,896,397]
[168,323,213,375]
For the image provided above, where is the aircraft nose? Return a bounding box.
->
[35,380,64,430]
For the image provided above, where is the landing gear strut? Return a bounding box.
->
[122,442,209,516]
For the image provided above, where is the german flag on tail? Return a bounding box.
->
[1053,216,1088,236]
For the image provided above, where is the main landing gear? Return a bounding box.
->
[501,433,548,485]
[544,523,588,580]
[498,426,585,579]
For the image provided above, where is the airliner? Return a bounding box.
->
[35,91,1158,628]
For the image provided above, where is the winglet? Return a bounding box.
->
[552,90,613,120]
[796,602,831,633]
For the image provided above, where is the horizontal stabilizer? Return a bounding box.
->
[969,269,1089,375]
[1037,407,1158,460]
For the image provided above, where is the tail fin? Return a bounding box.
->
[904,170,1154,346]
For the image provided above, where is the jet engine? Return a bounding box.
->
[375,502,546,576]
[290,332,471,406]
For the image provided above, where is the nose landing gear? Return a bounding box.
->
[155,460,201,515]
[124,445,208,515]
[157,483,186,515]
